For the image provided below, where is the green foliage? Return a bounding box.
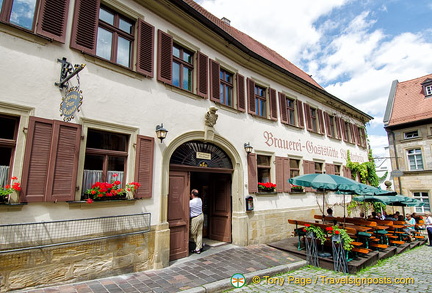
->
[378,171,388,182]
[330,226,354,251]
[304,224,327,244]
[346,149,379,186]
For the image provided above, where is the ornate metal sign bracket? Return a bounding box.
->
[55,57,86,89]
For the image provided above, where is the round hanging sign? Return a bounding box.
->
[60,86,83,122]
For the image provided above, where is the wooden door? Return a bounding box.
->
[168,171,190,260]
[209,174,232,242]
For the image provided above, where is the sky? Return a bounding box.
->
[195,0,432,159]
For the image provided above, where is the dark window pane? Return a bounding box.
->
[84,154,104,170]
[108,157,125,172]
[86,129,128,151]
[0,116,17,139]
[119,18,132,34]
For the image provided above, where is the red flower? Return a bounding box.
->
[303,228,306,232]
[11,176,18,180]
[86,198,93,204]
[334,230,340,234]
[112,173,118,177]
[325,227,333,232]
[304,224,310,227]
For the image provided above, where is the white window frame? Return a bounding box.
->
[407,148,423,170]
[404,130,419,139]
[413,191,430,213]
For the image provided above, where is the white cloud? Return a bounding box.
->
[197,0,432,157]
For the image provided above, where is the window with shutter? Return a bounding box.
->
[210,59,220,102]
[70,0,154,74]
[237,74,246,112]
[157,30,173,83]
[317,109,325,134]
[0,0,69,42]
[269,88,278,121]
[297,100,304,128]
[219,68,234,106]
[21,117,81,202]
[246,79,270,118]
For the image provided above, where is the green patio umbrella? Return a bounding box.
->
[289,173,362,220]
[355,183,397,196]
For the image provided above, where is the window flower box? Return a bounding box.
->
[258,182,276,192]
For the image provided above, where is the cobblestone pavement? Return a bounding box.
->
[228,245,432,293]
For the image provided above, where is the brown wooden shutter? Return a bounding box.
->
[247,78,255,115]
[21,117,53,202]
[135,135,154,198]
[36,0,69,43]
[324,112,331,137]
[279,92,288,124]
[325,163,335,175]
[276,157,290,192]
[247,153,258,193]
[196,51,209,98]
[297,100,304,128]
[237,74,246,112]
[70,0,99,54]
[317,109,325,134]
[304,104,312,131]
[47,122,81,202]
[340,119,348,142]
[157,30,173,84]
[136,19,154,77]
[350,123,356,144]
[353,125,360,146]
[343,166,352,179]
[269,88,278,121]
[303,160,314,191]
[21,118,81,202]
[359,127,366,148]
[335,117,342,140]
[210,59,220,102]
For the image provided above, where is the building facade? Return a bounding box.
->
[383,74,432,214]
[0,0,372,289]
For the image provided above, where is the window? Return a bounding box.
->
[96,6,134,68]
[407,148,423,170]
[254,85,267,117]
[314,162,323,173]
[157,30,208,97]
[172,44,194,91]
[0,115,19,187]
[289,159,300,178]
[327,114,336,138]
[219,69,233,107]
[334,165,341,176]
[344,121,351,143]
[304,104,324,134]
[426,85,432,96]
[413,192,430,213]
[71,0,154,76]
[257,155,271,183]
[0,0,69,42]
[279,93,302,127]
[83,129,129,194]
[404,130,419,139]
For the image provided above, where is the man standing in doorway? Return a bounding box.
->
[190,189,204,254]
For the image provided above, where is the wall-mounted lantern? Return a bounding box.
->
[155,123,168,143]
[244,142,253,154]
[246,196,254,211]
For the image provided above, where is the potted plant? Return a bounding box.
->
[303,224,326,244]
[290,184,304,192]
[0,176,21,204]
[326,226,354,251]
[84,174,141,203]
[258,182,276,192]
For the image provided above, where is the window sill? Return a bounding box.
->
[255,191,277,195]
[0,202,28,208]
[290,190,305,194]
[67,199,138,205]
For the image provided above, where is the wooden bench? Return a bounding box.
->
[351,247,370,255]
[370,243,388,250]
[390,240,405,246]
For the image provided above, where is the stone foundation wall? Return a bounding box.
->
[247,207,321,245]
[0,229,161,292]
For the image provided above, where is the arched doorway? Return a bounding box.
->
[168,141,233,260]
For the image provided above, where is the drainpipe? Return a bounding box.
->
[391,131,403,195]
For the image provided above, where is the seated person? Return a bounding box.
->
[404,214,416,238]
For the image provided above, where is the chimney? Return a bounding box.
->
[221,17,231,26]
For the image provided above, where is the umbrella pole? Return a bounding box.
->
[322,189,325,223]
[343,193,346,227]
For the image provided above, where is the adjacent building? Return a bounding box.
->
[0,0,372,289]
[383,74,432,214]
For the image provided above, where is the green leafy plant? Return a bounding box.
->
[0,176,21,198]
[290,184,304,192]
[303,224,326,244]
[326,225,354,251]
[258,182,276,192]
[85,173,140,203]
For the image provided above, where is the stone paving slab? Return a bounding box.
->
[14,244,306,293]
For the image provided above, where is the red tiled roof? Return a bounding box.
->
[182,0,323,89]
[388,74,432,126]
